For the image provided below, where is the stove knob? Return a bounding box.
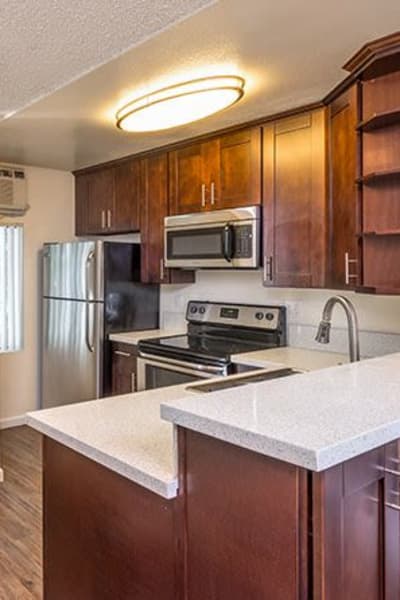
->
[255,312,264,320]
[199,306,206,314]
[190,306,198,314]
[265,312,275,321]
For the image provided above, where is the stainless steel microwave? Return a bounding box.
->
[164,206,261,269]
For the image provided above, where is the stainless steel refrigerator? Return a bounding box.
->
[41,240,159,409]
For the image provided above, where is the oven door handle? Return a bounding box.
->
[222,224,234,263]
[138,352,225,375]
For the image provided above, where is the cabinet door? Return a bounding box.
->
[263,110,326,287]
[216,127,261,209]
[75,173,90,236]
[111,342,137,395]
[328,85,359,289]
[111,160,141,233]
[384,441,400,600]
[75,168,114,235]
[169,143,206,215]
[140,154,168,283]
[180,429,309,600]
[141,154,195,284]
[313,448,385,600]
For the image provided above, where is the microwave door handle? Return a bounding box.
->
[222,224,234,262]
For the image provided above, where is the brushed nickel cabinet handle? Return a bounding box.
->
[101,210,106,229]
[210,181,216,206]
[201,183,206,208]
[113,350,131,358]
[107,209,112,229]
[263,255,273,281]
[131,373,136,392]
[160,258,165,281]
[385,502,400,512]
[344,252,357,285]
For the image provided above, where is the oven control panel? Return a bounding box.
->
[186,301,284,330]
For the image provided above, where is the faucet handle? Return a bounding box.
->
[316,320,331,344]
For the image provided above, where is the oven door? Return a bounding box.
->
[137,353,226,391]
[164,208,260,269]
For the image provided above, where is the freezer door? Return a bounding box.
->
[42,240,104,301]
[42,298,103,408]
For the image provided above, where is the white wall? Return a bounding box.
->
[0,165,74,426]
[161,271,400,356]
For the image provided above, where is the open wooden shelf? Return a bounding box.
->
[356,168,400,185]
[357,108,400,131]
[358,229,400,237]
[356,285,400,295]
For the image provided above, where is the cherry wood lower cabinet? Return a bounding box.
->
[179,429,400,600]
[43,437,179,600]
[42,429,400,600]
[110,341,138,395]
[178,429,309,600]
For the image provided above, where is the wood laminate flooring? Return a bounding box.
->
[0,426,42,599]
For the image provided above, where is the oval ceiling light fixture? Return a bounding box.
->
[115,75,245,132]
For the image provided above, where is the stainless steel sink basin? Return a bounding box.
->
[186,367,303,394]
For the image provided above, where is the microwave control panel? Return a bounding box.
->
[234,225,253,258]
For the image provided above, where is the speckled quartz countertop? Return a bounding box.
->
[161,353,400,472]
[109,329,185,345]
[27,385,194,499]
[232,346,348,371]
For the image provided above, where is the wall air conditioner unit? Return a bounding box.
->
[0,166,29,216]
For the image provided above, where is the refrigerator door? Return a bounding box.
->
[42,298,103,408]
[42,240,104,301]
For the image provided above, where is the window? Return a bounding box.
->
[0,225,23,353]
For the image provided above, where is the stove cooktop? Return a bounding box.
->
[138,334,279,365]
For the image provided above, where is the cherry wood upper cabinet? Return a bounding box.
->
[75,168,115,235]
[262,110,326,288]
[140,153,194,285]
[112,160,141,233]
[75,161,140,236]
[169,127,261,214]
[217,127,261,209]
[327,85,359,289]
[169,142,213,215]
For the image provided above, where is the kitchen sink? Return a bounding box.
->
[186,367,303,394]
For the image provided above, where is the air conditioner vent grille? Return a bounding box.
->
[0,165,29,215]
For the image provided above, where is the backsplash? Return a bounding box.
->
[160,270,400,358]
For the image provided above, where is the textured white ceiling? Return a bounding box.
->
[1,0,400,170]
[0,0,215,115]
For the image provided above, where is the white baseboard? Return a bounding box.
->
[0,414,27,430]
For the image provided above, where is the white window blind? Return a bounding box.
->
[0,225,23,353]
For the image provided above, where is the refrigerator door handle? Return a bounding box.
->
[85,303,95,353]
[85,250,95,301]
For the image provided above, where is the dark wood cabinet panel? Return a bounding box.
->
[263,110,326,287]
[43,437,178,600]
[169,143,207,215]
[313,448,385,600]
[111,342,138,395]
[75,168,114,235]
[169,129,261,214]
[179,428,308,600]
[141,153,195,284]
[328,85,359,289]
[384,441,400,600]
[112,160,141,233]
[217,127,261,208]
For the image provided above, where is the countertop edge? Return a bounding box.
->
[26,414,178,499]
[161,403,400,473]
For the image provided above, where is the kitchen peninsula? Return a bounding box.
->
[28,351,400,599]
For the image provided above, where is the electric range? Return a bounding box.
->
[137,301,287,391]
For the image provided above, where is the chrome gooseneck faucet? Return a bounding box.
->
[315,295,360,362]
